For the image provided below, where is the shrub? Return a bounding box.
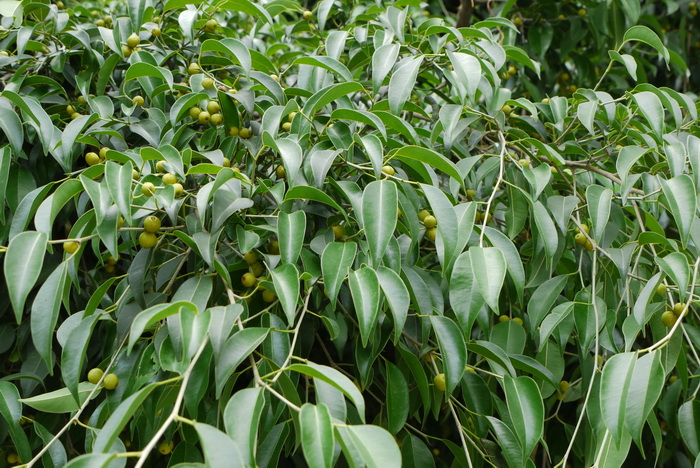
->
[0,0,698,466]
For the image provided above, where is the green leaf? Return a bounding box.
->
[625,351,664,444]
[20,382,98,413]
[0,107,23,155]
[632,91,664,138]
[5,231,47,322]
[270,263,300,326]
[372,43,400,94]
[128,301,198,353]
[503,375,544,463]
[278,210,306,265]
[616,146,649,181]
[484,227,525,303]
[362,180,398,266]
[656,253,690,302]
[61,313,101,405]
[0,381,32,462]
[528,275,568,327]
[342,425,402,468]
[194,422,245,467]
[289,362,366,422]
[124,62,173,90]
[385,361,409,434]
[376,266,409,340]
[201,38,251,75]
[679,400,700,457]
[623,25,670,64]
[104,160,133,224]
[659,175,696,248]
[586,185,612,243]
[294,56,352,82]
[300,403,335,468]
[391,146,463,187]
[533,201,558,268]
[215,328,269,397]
[31,261,67,370]
[600,352,637,445]
[349,267,380,347]
[285,186,345,215]
[469,246,506,313]
[430,315,467,398]
[388,56,423,115]
[321,242,357,308]
[224,388,265,467]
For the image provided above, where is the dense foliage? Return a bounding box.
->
[0,0,699,466]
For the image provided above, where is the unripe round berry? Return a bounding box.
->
[132,95,145,107]
[126,33,140,48]
[103,373,119,390]
[241,272,257,288]
[499,315,510,322]
[574,233,587,245]
[661,310,678,327]
[77,95,86,105]
[303,10,313,20]
[251,261,264,277]
[122,45,133,57]
[173,183,184,197]
[282,122,292,132]
[198,111,211,124]
[433,373,446,392]
[139,232,158,248]
[276,165,286,178]
[229,126,239,136]
[202,77,214,89]
[243,250,258,264]
[189,107,201,119]
[501,104,512,116]
[158,441,172,455]
[382,165,395,176]
[85,152,100,166]
[63,241,80,254]
[188,62,201,75]
[156,160,167,173]
[210,113,223,126]
[66,104,76,115]
[205,19,217,31]
[423,215,437,229]
[418,209,430,222]
[584,240,594,252]
[71,112,82,120]
[656,283,667,295]
[559,380,570,392]
[87,368,103,384]
[239,128,252,139]
[151,26,161,37]
[268,240,280,255]
[142,182,156,197]
[426,227,437,242]
[673,302,685,315]
[513,317,524,326]
[332,225,345,240]
[262,289,276,303]
[162,173,177,185]
[144,215,161,233]
[223,157,231,167]
[206,101,220,113]
[99,147,109,160]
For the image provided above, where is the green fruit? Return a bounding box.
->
[239,127,252,139]
[656,283,667,295]
[574,233,587,245]
[513,317,524,326]
[466,189,476,199]
[162,173,177,185]
[559,380,570,392]
[206,101,220,113]
[210,113,223,126]
[198,111,211,124]
[508,65,517,75]
[243,250,258,264]
[139,232,158,248]
[63,241,80,254]
[382,165,395,176]
[66,104,76,115]
[71,112,82,120]
[144,215,161,233]
[85,152,100,166]
[205,18,217,31]
[303,10,313,20]
[99,147,109,159]
[202,77,214,89]
[288,111,297,122]
[156,160,167,173]
[126,33,140,48]
[423,215,437,229]
[229,126,240,136]
[661,310,678,327]
[142,182,156,197]
[332,225,345,240]
[173,183,184,197]
[418,209,430,222]
[498,315,510,322]
[222,157,231,167]
[250,261,264,277]
[87,368,103,384]
[268,240,280,255]
[132,95,145,107]
[151,26,161,37]
[122,45,133,57]
[262,289,276,303]
[241,272,257,288]
[501,104,512,116]
[282,122,292,131]
[425,227,437,242]
[584,240,594,252]
[433,373,446,392]
[103,373,119,390]
[158,441,174,455]
[673,302,685,315]
[276,165,286,178]
[188,62,201,75]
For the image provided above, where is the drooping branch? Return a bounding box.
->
[456,0,473,27]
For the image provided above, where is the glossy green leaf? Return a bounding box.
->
[362,180,397,266]
[430,315,467,398]
[503,375,544,463]
[349,267,380,347]
[300,403,334,468]
[270,263,300,326]
[469,246,506,313]
[5,230,47,322]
